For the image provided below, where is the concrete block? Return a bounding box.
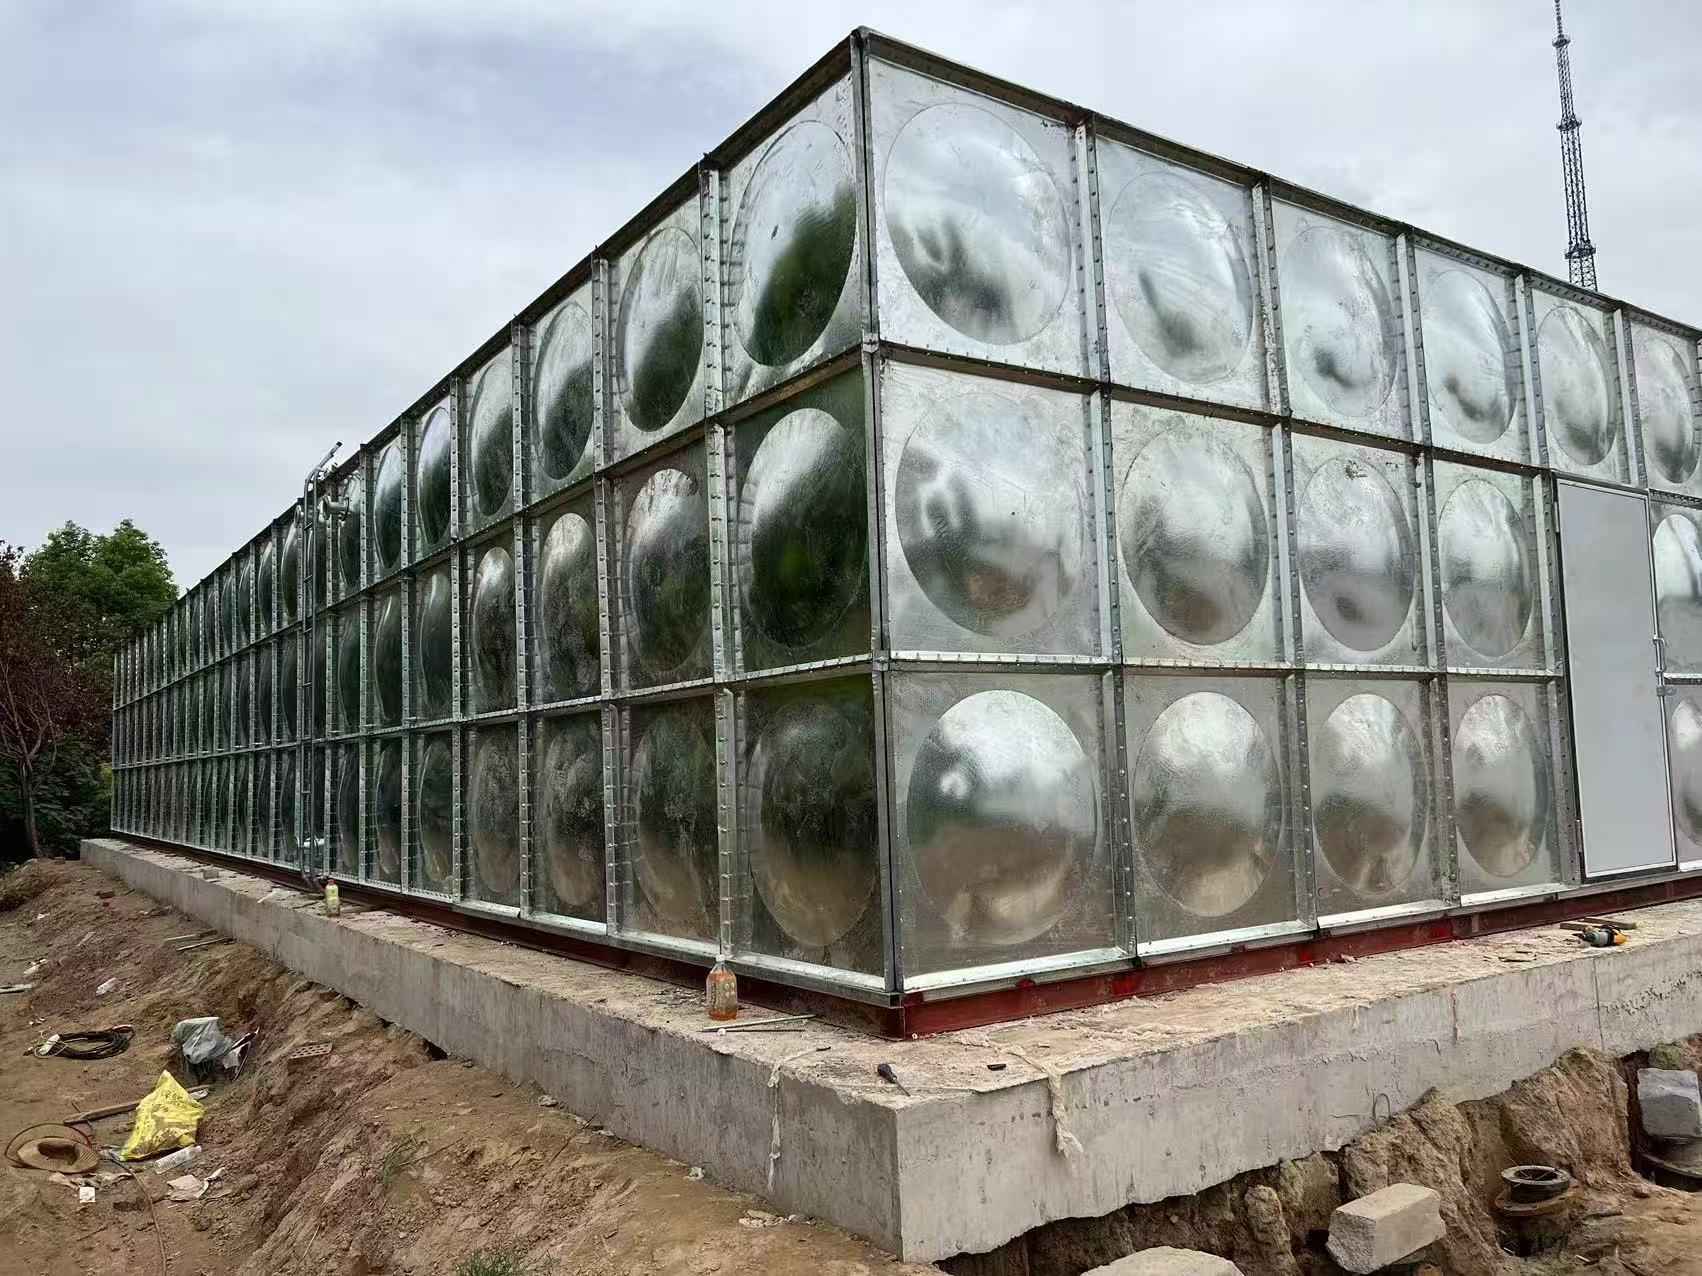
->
[1638,1068,1702,1139]
[1327,1183,1444,1274]
[1084,1249,1242,1276]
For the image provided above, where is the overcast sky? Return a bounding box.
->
[3,1,1698,591]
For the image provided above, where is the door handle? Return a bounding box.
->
[1655,634,1669,675]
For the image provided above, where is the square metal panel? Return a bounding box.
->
[279,514,303,628]
[1112,403,1283,664]
[465,346,517,533]
[881,362,1102,657]
[1289,432,1429,667]
[735,675,884,981]
[1125,673,1302,949]
[279,630,299,743]
[1306,676,1443,919]
[615,694,719,949]
[1099,142,1266,410]
[722,75,865,408]
[530,285,598,497]
[1449,678,1566,899]
[232,754,251,857]
[1654,501,1702,674]
[331,740,361,878]
[611,440,713,689]
[334,465,364,601]
[412,730,455,896]
[369,736,404,886]
[466,722,521,907]
[371,434,409,581]
[1413,246,1528,463]
[531,710,607,925]
[531,496,602,704]
[467,530,518,713]
[1632,320,1702,496]
[332,604,361,735]
[413,397,456,562]
[1530,288,1628,483]
[609,200,709,463]
[413,559,454,723]
[1273,203,1409,440]
[1432,461,1549,672]
[888,669,1115,983]
[730,369,871,672]
[255,641,275,745]
[370,585,405,728]
[866,59,1086,377]
[274,746,298,864]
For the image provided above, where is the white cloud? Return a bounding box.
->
[2,1,1697,586]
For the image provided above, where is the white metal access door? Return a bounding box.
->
[1557,481,1675,877]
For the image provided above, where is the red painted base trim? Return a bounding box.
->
[112,837,1702,1040]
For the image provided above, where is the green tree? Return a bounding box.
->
[23,519,176,696]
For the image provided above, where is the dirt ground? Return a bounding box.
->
[0,859,929,1275]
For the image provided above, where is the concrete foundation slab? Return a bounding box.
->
[83,839,1702,1263]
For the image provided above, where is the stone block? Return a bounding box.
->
[1084,1248,1243,1276]
[1327,1182,1444,1273]
[1638,1067,1702,1139]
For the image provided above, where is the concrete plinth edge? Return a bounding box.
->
[82,839,1702,1263]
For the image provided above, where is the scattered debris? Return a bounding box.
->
[537,1094,558,1108]
[149,1144,203,1175]
[120,1073,205,1161]
[95,977,120,996]
[31,1026,134,1060]
[685,1165,704,1181]
[1082,1248,1243,1275]
[285,1039,333,1070]
[1327,1183,1445,1274]
[77,1182,96,1204]
[875,1062,909,1096]
[6,1123,100,1173]
[23,960,41,978]
[68,1085,210,1126]
[0,983,35,995]
[700,1012,818,1033]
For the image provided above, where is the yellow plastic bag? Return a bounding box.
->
[120,1071,205,1161]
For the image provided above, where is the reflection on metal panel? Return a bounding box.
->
[1557,481,1673,876]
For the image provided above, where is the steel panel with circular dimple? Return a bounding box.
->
[1292,435,1422,664]
[466,350,514,524]
[1308,683,1435,911]
[733,376,868,671]
[869,61,1082,375]
[235,558,252,646]
[723,82,862,404]
[628,702,717,941]
[743,687,879,963]
[1435,466,1540,668]
[1668,695,1702,857]
[1098,144,1263,408]
[1451,688,1550,881]
[372,590,402,727]
[534,714,605,921]
[1131,690,1281,919]
[621,455,710,687]
[372,440,405,576]
[415,404,454,554]
[613,207,704,455]
[532,292,596,488]
[334,610,360,731]
[469,728,520,904]
[1275,206,1404,437]
[1113,404,1279,663]
[280,520,301,625]
[334,745,359,877]
[1416,253,1523,458]
[1634,324,1702,492]
[279,633,297,740]
[1655,506,1702,672]
[1533,294,1623,480]
[536,508,600,701]
[338,471,364,594]
[255,646,273,744]
[471,544,516,711]
[894,679,1106,972]
[256,542,275,633]
[276,750,296,863]
[883,364,1096,656]
[374,741,402,885]
[415,735,453,892]
[415,566,452,718]
[310,630,326,737]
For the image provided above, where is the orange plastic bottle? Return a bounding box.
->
[706,960,738,1021]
